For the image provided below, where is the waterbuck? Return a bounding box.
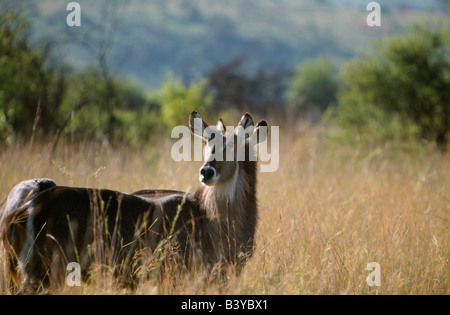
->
[1,111,268,293]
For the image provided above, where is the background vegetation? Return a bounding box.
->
[0,0,449,294]
[1,0,449,150]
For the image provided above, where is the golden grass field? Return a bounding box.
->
[0,122,448,294]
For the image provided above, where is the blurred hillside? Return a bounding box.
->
[10,0,448,89]
[1,0,448,149]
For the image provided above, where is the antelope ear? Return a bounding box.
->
[237,113,254,129]
[189,111,211,139]
[236,113,254,141]
[249,120,268,144]
[217,118,226,133]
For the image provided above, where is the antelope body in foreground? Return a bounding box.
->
[1,111,268,293]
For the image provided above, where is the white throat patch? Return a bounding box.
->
[215,163,240,203]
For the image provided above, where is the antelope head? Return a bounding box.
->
[189,111,268,187]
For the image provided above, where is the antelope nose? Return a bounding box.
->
[200,167,214,179]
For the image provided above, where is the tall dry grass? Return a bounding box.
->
[0,124,448,294]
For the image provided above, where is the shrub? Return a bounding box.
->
[331,22,450,150]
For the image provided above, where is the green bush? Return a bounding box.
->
[330,22,450,150]
[0,9,64,139]
[324,102,421,149]
[288,57,339,115]
[158,74,212,128]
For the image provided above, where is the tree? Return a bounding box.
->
[288,57,339,117]
[158,75,212,128]
[0,8,65,142]
[336,22,450,150]
[207,55,288,115]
